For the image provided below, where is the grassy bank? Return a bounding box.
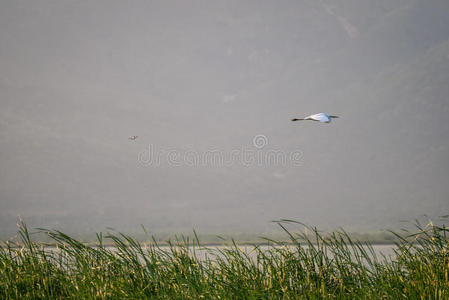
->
[0,220,447,299]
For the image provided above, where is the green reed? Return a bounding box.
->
[0,219,447,299]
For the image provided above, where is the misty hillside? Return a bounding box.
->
[1,0,448,236]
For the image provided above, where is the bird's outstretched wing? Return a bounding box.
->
[292,113,338,123]
[307,113,330,123]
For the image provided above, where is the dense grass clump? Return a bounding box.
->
[0,220,448,299]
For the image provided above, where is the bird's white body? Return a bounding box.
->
[292,112,339,123]
[305,113,332,123]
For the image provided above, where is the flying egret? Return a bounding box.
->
[291,113,339,123]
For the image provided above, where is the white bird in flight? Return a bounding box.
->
[291,113,339,123]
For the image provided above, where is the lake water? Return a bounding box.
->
[122,244,398,262]
[40,244,398,263]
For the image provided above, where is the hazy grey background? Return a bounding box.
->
[1,0,448,236]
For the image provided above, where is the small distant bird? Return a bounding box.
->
[128,136,138,140]
[292,113,339,123]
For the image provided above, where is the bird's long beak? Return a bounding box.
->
[329,115,339,118]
